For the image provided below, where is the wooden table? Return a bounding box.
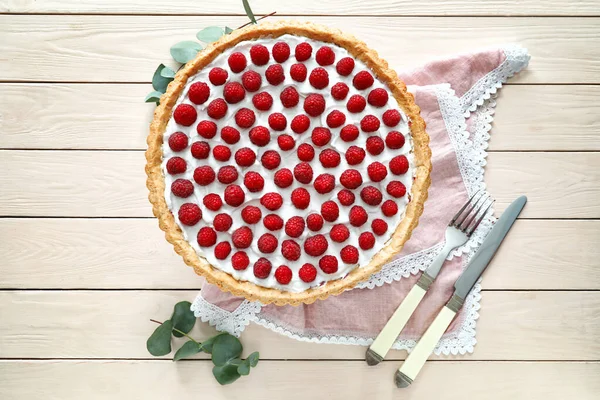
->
[1,1,599,398]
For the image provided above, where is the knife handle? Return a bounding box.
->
[395,305,457,388]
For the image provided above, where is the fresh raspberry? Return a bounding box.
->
[326,110,346,128]
[294,162,313,184]
[331,82,349,100]
[217,165,238,184]
[281,240,301,261]
[290,114,310,134]
[330,224,350,243]
[252,92,273,111]
[304,234,328,257]
[212,145,231,162]
[263,214,284,231]
[340,125,359,142]
[389,155,409,175]
[336,57,355,76]
[173,104,197,126]
[207,98,228,119]
[253,257,272,278]
[224,184,245,207]
[261,192,283,211]
[265,64,285,85]
[231,251,250,270]
[291,188,311,209]
[306,214,324,231]
[193,165,215,185]
[382,109,402,127]
[223,82,246,104]
[366,136,385,155]
[340,245,359,264]
[275,265,293,284]
[188,82,210,105]
[277,134,295,151]
[297,143,315,161]
[309,67,329,89]
[382,200,398,217]
[268,113,287,131]
[213,213,233,232]
[219,126,240,145]
[234,147,256,167]
[241,70,262,92]
[299,263,317,283]
[258,233,278,254]
[214,242,232,260]
[340,169,363,189]
[319,255,338,274]
[386,131,405,150]
[359,232,375,250]
[353,71,374,90]
[168,132,188,152]
[295,42,313,61]
[272,42,291,63]
[178,203,202,226]
[319,149,341,168]
[166,157,187,175]
[321,200,339,222]
[345,146,366,165]
[315,46,335,66]
[228,52,247,73]
[197,227,217,247]
[372,218,388,236]
[250,44,270,66]
[191,141,210,159]
[313,173,336,194]
[387,181,407,198]
[232,226,253,249]
[360,185,383,206]
[203,193,223,211]
[234,108,256,128]
[280,86,300,108]
[249,126,271,147]
[360,115,381,132]
[243,171,265,192]
[285,216,305,238]
[349,205,368,226]
[367,162,388,182]
[274,168,293,188]
[346,95,366,113]
[290,63,308,82]
[241,205,262,224]
[337,189,355,206]
[196,120,217,139]
[171,179,194,198]
[209,67,228,85]
[367,88,389,107]
[311,127,331,146]
[303,94,326,117]
[260,150,281,170]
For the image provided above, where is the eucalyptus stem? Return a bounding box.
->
[236,11,277,30]
[150,319,200,345]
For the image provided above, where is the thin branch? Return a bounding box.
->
[236,11,277,30]
[149,319,200,345]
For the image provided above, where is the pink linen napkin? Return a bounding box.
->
[192,45,530,354]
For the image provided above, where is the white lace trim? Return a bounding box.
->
[191,297,261,337]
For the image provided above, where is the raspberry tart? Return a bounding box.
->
[147,21,431,305]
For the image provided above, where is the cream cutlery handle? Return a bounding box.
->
[395,306,457,388]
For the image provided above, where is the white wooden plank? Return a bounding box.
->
[1,16,599,83]
[1,219,598,290]
[0,291,598,360]
[2,84,598,151]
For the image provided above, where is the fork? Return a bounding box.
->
[365,191,494,365]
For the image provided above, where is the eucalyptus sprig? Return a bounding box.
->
[147,301,260,385]
[145,0,276,105]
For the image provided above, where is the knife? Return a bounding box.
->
[395,195,527,388]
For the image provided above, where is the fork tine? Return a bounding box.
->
[450,190,481,226]
[455,192,486,228]
[465,199,495,236]
[457,194,490,231]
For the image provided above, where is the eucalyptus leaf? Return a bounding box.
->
[213,363,241,385]
[160,66,176,78]
[199,332,227,354]
[211,334,243,366]
[144,90,163,104]
[224,26,234,34]
[247,351,260,367]
[237,359,251,376]
[173,340,202,361]
[170,41,203,64]
[242,0,257,24]
[171,301,195,337]
[146,320,173,356]
[152,64,174,93]
[196,26,224,43]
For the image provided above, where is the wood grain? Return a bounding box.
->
[2,16,599,84]
[2,84,599,151]
[1,219,598,290]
